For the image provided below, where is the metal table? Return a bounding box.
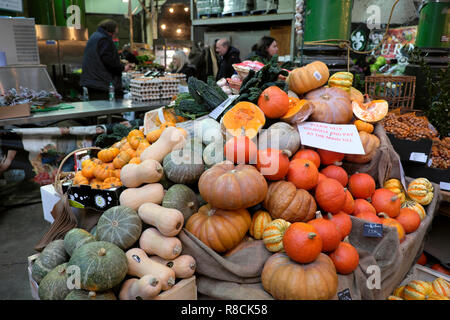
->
[0,99,171,127]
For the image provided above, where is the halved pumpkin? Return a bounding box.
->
[221,102,266,139]
[281,98,314,125]
[352,97,389,123]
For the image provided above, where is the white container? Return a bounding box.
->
[40,184,61,223]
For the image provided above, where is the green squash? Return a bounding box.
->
[32,240,69,284]
[163,148,205,185]
[65,289,117,300]
[38,263,71,300]
[68,241,127,292]
[194,118,223,145]
[64,228,96,256]
[159,171,174,190]
[162,184,200,221]
[202,142,224,168]
[96,206,142,250]
[90,225,97,239]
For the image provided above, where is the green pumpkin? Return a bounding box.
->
[68,241,127,292]
[32,240,69,284]
[163,148,205,185]
[64,228,96,256]
[202,142,224,168]
[65,289,117,300]
[38,263,71,300]
[159,171,174,190]
[162,184,200,221]
[90,225,97,239]
[96,206,142,250]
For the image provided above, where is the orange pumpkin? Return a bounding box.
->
[128,135,145,150]
[324,212,352,240]
[354,199,376,215]
[160,122,176,130]
[221,102,266,139]
[257,86,289,119]
[286,159,319,191]
[73,172,89,186]
[127,129,145,140]
[315,178,346,214]
[93,164,115,181]
[128,157,141,165]
[378,212,405,242]
[317,149,344,166]
[256,148,291,181]
[101,177,122,189]
[371,188,401,218]
[288,61,330,95]
[113,151,132,169]
[306,87,353,124]
[329,238,359,274]
[395,208,421,234]
[320,165,348,187]
[348,172,376,200]
[224,136,258,164]
[136,140,150,157]
[355,211,382,224]
[292,149,321,168]
[342,190,355,215]
[81,162,96,179]
[307,211,342,252]
[124,147,137,159]
[146,128,163,143]
[90,178,103,189]
[97,147,120,163]
[283,222,323,263]
[113,169,121,179]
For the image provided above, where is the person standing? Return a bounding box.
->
[246,36,279,63]
[170,50,197,80]
[215,38,241,81]
[80,19,132,100]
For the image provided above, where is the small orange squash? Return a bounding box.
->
[101,177,122,189]
[354,120,374,134]
[113,151,132,169]
[73,172,89,186]
[97,148,120,163]
[257,86,289,119]
[288,61,330,95]
[146,128,163,144]
[93,164,115,181]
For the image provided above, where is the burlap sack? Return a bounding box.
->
[181,179,441,300]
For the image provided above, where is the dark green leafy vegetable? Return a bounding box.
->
[188,77,227,110]
[207,76,229,100]
[95,123,138,148]
[174,99,210,120]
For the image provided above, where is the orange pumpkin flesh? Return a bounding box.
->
[320,165,348,187]
[307,212,342,252]
[257,86,289,119]
[222,102,266,139]
[286,159,319,191]
[329,240,359,275]
[283,222,323,263]
[395,208,421,234]
[371,188,401,218]
[315,178,346,214]
[348,173,376,200]
[281,98,314,124]
[352,99,389,123]
[292,149,321,168]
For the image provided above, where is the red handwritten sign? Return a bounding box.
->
[297,122,365,155]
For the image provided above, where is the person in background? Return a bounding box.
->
[121,44,139,65]
[215,38,241,81]
[246,36,279,63]
[80,19,132,100]
[170,50,197,80]
[189,40,219,82]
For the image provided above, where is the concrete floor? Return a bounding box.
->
[0,202,50,300]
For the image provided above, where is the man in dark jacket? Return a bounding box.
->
[80,19,131,100]
[215,38,241,81]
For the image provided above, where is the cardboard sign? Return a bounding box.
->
[297,122,365,155]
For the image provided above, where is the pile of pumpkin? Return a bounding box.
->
[388,277,450,300]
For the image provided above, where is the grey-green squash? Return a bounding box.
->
[258,122,301,155]
[68,241,127,292]
[38,263,71,300]
[162,184,199,221]
[64,228,96,256]
[203,142,224,169]
[163,148,205,185]
[90,225,97,239]
[65,289,117,300]
[197,193,208,207]
[159,171,174,190]
[194,118,223,146]
[184,138,205,155]
[31,240,69,284]
[96,206,142,250]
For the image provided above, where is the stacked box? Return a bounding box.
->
[196,0,211,16]
[222,0,253,14]
[130,77,181,103]
[254,0,277,12]
[211,0,224,15]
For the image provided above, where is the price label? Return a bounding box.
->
[363,223,383,238]
[409,152,428,163]
[440,182,450,192]
[208,95,239,120]
[338,288,352,300]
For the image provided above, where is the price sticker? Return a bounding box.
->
[338,288,352,300]
[208,95,239,120]
[363,223,383,238]
[409,152,428,163]
[440,182,450,192]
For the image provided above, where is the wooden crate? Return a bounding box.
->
[28,254,197,300]
[0,103,31,120]
[400,264,450,287]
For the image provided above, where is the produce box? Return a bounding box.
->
[0,103,31,120]
[27,254,197,300]
[387,133,433,163]
[400,264,450,287]
[402,162,450,191]
[62,182,125,211]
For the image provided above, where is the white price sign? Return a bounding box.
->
[297,122,365,155]
[409,152,428,163]
[208,95,239,120]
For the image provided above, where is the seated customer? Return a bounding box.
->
[170,50,197,80]
[246,36,279,63]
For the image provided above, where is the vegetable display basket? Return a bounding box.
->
[365,76,416,111]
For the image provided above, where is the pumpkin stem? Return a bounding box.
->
[343,236,350,243]
[173,244,182,256]
[377,212,389,219]
[166,261,174,268]
[176,222,182,230]
[327,212,334,220]
[190,261,196,270]
[334,161,343,166]
[98,248,107,256]
[282,150,292,158]
[187,201,195,208]
[315,211,323,219]
[149,277,159,287]
[88,291,96,298]
[168,277,176,287]
[208,208,217,217]
[391,195,398,202]
[308,232,317,239]
[264,93,270,101]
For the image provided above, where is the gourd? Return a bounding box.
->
[93,164,115,181]
[320,165,349,187]
[348,173,376,200]
[292,149,321,168]
[371,188,401,218]
[395,208,421,234]
[162,184,199,222]
[198,162,268,210]
[388,295,403,300]
[140,126,187,163]
[329,238,360,275]
[224,135,258,164]
[221,101,266,139]
[120,160,164,188]
[317,149,344,166]
[65,290,117,300]
[407,178,434,206]
[264,180,317,223]
[281,98,314,125]
[113,151,132,169]
[163,148,205,185]
[401,201,426,221]
[403,280,433,300]
[283,222,323,263]
[73,171,89,186]
[38,263,71,300]
[350,87,364,104]
[305,87,353,124]
[288,61,330,95]
[328,71,353,92]
[138,203,184,237]
[119,276,162,300]
[431,278,450,297]
[81,161,96,179]
[287,159,319,190]
[64,228,96,256]
[101,177,122,189]
[315,178,347,214]
[203,142,225,168]
[119,183,164,211]
[67,241,128,292]
[249,210,273,240]
[261,252,338,300]
[257,86,290,119]
[352,99,389,123]
[148,255,197,279]
[345,131,380,164]
[393,286,405,298]
[185,204,251,253]
[378,212,406,242]
[383,179,406,204]
[342,190,355,214]
[125,247,176,291]
[139,228,182,260]
[307,212,341,253]
[262,219,291,252]
[96,206,143,250]
[354,120,374,134]
[97,148,120,163]
[256,149,291,181]
[193,118,223,146]
[32,240,69,284]
[258,122,301,155]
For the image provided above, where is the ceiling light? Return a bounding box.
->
[161,24,166,30]
[176,28,182,34]
[169,8,174,13]
[184,7,189,12]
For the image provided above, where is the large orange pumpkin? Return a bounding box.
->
[315,178,346,214]
[256,148,291,181]
[185,204,251,253]
[198,162,268,210]
[348,172,376,200]
[371,188,401,218]
[320,165,348,187]
[355,211,382,224]
[305,87,353,124]
[288,61,330,95]
[257,86,289,119]
[283,222,323,263]
[324,212,352,240]
[354,198,376,215]
[224,136,258,164]
[286,159,319,191]
[342,190,355,214]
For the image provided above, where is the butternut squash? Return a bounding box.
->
[139,227,182,260]
[140,126,187,163]
[119,275,162,300]
[125,248,176,290]
[119,183,164,211]
[138,203,184,237]
[149,255,196,279]
[120,160,164,188]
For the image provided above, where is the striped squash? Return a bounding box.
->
[393,286,405,298]
[383,179,406,204]
[387,295,403,300]
[262,219,291,253]
[401,201,426,221]
[249,210,272,240]
[427,294,449,300]
[328,72,353,92]
[403,280,433,300]
[96,206,142,250]
[432,278,450,297]
[407,178,434,205]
